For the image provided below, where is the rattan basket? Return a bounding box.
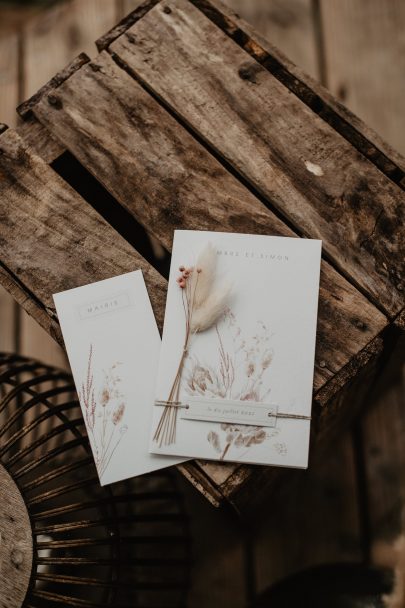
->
[0,352,191,608]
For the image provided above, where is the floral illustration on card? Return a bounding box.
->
[79,345,128,478]
[185,308,284,460]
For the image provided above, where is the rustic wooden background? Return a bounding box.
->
[0,0,404,605]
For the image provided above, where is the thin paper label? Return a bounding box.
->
[180,397,278,427]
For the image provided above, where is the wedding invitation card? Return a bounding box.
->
[54,271,183,485]
[150,231,322,468]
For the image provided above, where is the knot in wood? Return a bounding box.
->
[89,62,102,72]
[238,62,262,84]
[163,5,172,14]
[126,32,137,44]
[47,93,63,109]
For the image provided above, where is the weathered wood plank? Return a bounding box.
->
[16,117,65,164]
[109,0,404,318]
[321,0,405,158]
[224,0,319,79]
[32,51,387,397]
[191,0,405,189]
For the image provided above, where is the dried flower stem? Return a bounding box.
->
[154,275,199,446]
[220,442,231,460]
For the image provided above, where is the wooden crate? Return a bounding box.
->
[0,0,403,512]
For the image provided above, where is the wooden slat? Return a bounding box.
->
[321,0,405,157]
[224,0,319,79]
[31,51,387,397]
[16,118,65,164]
[109,0,404,318]
[191,0,405,189]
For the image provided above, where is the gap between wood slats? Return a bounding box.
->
[51,151,170,279]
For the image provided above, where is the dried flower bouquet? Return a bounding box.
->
[153,243,231,446]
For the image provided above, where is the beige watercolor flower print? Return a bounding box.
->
[185,307,287,461]
[79,345,128,478]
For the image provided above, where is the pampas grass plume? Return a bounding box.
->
[193,243,217,307]
[191,283,232,332]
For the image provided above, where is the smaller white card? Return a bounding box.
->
[54,271,184,486]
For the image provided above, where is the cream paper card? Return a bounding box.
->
[54,270,183,485]
[150,231,322,468]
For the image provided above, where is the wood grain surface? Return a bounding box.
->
[110,0,404,318]
[0,464,33,608]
